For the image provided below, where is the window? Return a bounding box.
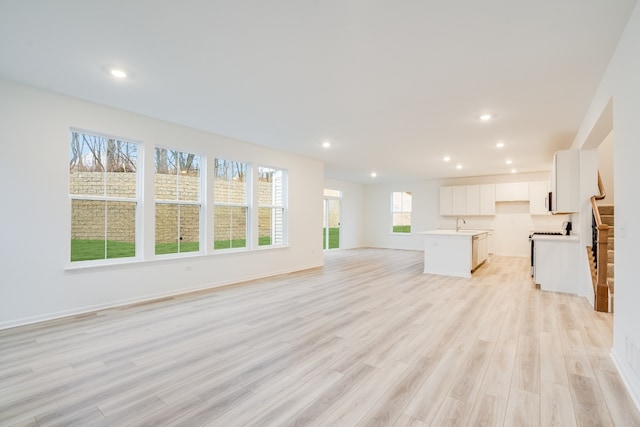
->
[323,188,342,198]
[258,166,287,246]
[69,130,139,262]
[214,159,248,250]
[154,148,201,255]
[392,191,412,233]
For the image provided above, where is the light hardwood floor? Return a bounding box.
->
[1,249,639,426]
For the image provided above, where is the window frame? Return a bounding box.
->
[153,146,204,257]
[257,165,288,248]
[68,128,143,265]
[391,191,412,234]
[213,158,251,251]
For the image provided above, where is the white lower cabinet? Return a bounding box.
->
[533,237,579,294]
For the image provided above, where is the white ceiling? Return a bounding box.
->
[1,0,636,183]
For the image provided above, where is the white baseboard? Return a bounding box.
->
[611,349,640,414]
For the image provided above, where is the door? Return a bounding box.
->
[323,198,341,250]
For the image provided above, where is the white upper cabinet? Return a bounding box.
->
[495,182,529,201]
[465,185,480,215]
[479,184,496,215]
[440,186,453,216]
[440,184,496,216]
[452,186,466,215]
[529,181,550,215]
[551,150,580,213]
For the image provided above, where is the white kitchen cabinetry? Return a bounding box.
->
[551,150,580,213]
[452,186,466,215]
[420,230,488,277]
[440,186,453,216]
[533,236,579,294]
[495,182,529,201]
[529,181,550,215]
[486,230,494,254]
[479,184,495,215]
[465,185,480,215]
[440,184,495,216]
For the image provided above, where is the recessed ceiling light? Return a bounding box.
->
[110,69,127,78]
[456,164,462,170]
[506,159,513,165]
[479,114,492,121]
[496,142,505,148]
[322,140,331,148]
[370,172,377,178]
[511,169,517,173]
[443,156,451,162]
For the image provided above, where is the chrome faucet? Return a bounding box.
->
[456,217,466,232]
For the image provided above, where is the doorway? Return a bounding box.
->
[323,196,341,250]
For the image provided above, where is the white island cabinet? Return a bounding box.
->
[418,230,489,278]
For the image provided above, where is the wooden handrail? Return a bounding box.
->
[590,172,607,224]
[590,171,609,312]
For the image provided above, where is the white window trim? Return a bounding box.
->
[257,165,288,247]
[68,128,143,267]
[213,158,252,251]
[391,191,412,235]
[153,146,204,258]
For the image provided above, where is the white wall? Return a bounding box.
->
[0,80,324,329]
[597,130,615,205]
[363,180,441,250]
[323,178,365,249]
[363,172,567,257]
[571,1,640,408]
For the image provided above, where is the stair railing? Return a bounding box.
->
[590,171,609,312]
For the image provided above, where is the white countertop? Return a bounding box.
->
[418,229,489,238]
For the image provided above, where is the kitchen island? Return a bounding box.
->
[418,230,489,277]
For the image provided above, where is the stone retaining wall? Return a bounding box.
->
[70,172,280,244]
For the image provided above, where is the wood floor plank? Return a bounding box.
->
[467,393,507,427]
[504,389,540,427]
[511,334,541,394]
[481,338,518,400]
[594,368,640,427]
[402,345,470,424]
[0,249,637,426]
[540,380,577,427]
[430,396,473,426]
[567,372,614,427]
[392,414,427,427]
[318,359,409,427]
[449,339,494,403]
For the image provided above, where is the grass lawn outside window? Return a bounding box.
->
[71,238,277,261]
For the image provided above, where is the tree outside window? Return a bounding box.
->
[69,130,139,262]
[154,148,201,255]
[214,159,248,250]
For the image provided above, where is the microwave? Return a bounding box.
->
[545,191,553,212]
